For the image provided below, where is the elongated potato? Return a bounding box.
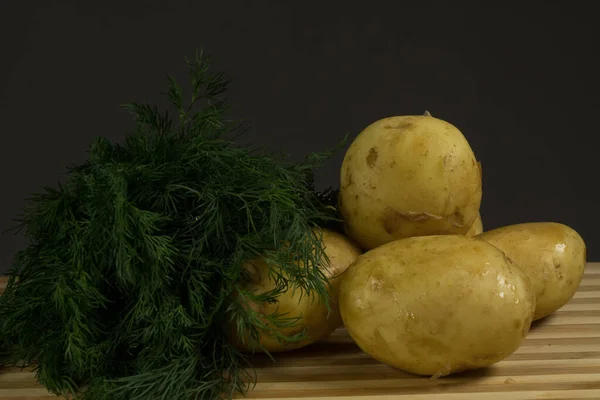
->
[230,228,361,352]
[476,222,586,320]
[466,211,483,236]
[339,235,535,377]
[339,115,482,250]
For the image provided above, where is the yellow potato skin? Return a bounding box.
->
[466,212,483,236]
[339,115,482,250]
[476,222,586,321]
[339,235,535,377]
[231,228,361,353]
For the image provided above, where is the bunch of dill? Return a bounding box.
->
[0,50,343,400]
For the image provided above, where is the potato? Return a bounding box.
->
[230,228,361,353]
[466,211,483,236]
[339,235,535,377]
[339,115,482,250]
[476,222,586,320]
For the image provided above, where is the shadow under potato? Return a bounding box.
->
[243,332,498,386]
[529,313,558,330]
[244,313,559,382]
[246,337,365,368]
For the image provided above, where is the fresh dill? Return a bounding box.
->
[0,49,344,400]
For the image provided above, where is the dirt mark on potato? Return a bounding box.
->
[366,147,378,167]
[514,319,522,330]
[553,258,564,281]
[382,208,443,234]
[443,153,454,168]
[383,120,414,130]
[448,210,465,228]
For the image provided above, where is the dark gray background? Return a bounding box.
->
[1,1,597,272]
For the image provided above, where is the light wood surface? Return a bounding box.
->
[0,263,598,399]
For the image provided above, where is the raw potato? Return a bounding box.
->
[476,222,586,320]
[339,115,482,250]
[231,228,361,353]
[339,235,535,377]
[466,212,483,236]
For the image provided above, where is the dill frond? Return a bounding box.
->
[0,49,344,400]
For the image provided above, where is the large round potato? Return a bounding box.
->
[339,115,482,250]
[466,211,483,236]
[230,228,361,353]
[339,235,535,377]
[477,222,586,320]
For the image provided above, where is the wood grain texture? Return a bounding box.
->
[0,263,598,399]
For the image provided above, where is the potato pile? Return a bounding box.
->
[229,113,587,379]
[337,113,586,377]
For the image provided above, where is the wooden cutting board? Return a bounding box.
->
[0,263,598,399]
